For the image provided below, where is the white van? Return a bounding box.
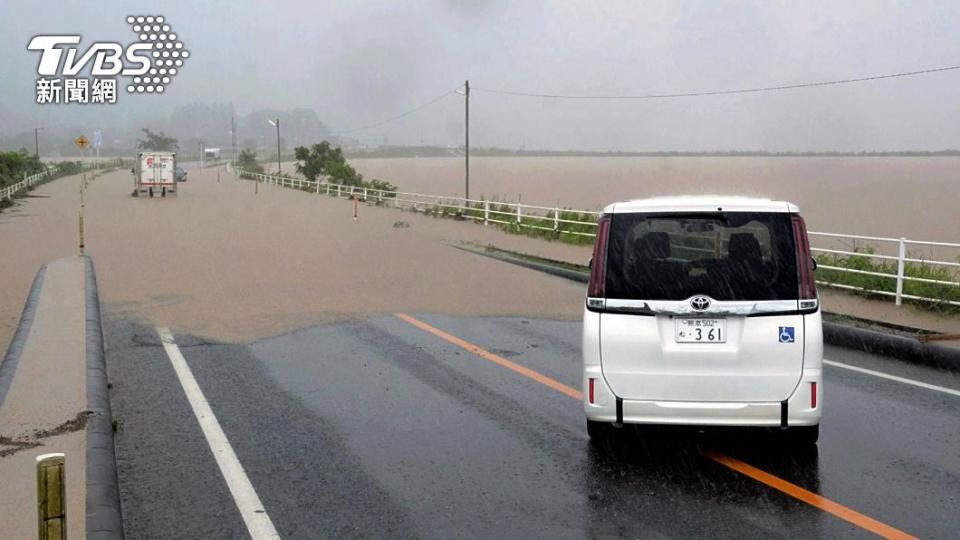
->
[583,196,822,444]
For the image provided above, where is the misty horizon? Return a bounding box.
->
[2,1,960,153]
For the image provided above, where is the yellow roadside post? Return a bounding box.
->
[36,453,66,540]
[74,135,89,256]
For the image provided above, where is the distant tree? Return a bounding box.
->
[237,148,263,174]
[0,149,43,187]
[294,141,362,185]
[136,129,179,151]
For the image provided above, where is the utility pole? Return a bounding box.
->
[94,128,101,167]
[199,141,204,172]
[34,127,40,159]
[464,80,470,201]
[268,119,281,174]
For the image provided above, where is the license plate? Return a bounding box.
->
[675,318,726,343]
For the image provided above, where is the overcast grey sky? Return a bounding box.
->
[2,0,959,151]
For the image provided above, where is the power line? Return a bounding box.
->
[335,86,462,135]
[329,63,960,135]
[472,64,960,100]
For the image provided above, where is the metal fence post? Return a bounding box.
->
[554,207,560,231]
[363,188,368,201]
[516,204,522,226]
[484,201,490,225]
[895,238,906,305]
[337,184,341,198]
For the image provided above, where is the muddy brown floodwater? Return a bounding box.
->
[0,166,588,346]
[350,156,960,243]
[2,161,958,348]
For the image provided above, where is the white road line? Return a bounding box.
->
[158,327,281,540]
[824,359,960,398]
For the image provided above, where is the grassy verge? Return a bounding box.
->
[817,248,960,314]
[422,199,597,246]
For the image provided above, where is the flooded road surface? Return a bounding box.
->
[106,314,960,539]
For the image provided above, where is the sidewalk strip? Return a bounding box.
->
[824,359,960,398]
[395,313,916,540]
[157,327,281,540]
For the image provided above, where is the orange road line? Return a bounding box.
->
[394,313,583,400]
[705,452,916,540]
[394,312,917,540]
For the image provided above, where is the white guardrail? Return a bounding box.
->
[0,171,51,202]
[1,160,128,203]
[229,164,960,307]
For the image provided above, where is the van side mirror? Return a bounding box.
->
[588,257,593,270]
[811,257,818,271]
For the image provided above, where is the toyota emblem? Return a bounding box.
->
[690,296,711,311]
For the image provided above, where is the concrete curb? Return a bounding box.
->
[822,321,960,371]
[452,245,592,284]
[459,244,960,370]
[84,257,125,539]
[0,264,47,408]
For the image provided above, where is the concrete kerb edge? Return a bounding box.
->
[0,264,47,408]
[822,321,960,371]
[451,244,592,284]
[84,256,125,539]
[458,244,960,370]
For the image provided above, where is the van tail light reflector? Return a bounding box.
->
[587,215,611,300]
[792,214,818,301]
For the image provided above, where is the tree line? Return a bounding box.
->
[231,140,395,192]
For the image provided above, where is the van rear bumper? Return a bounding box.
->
[583,365,821,427]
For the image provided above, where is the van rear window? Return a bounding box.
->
[604,212,799,301]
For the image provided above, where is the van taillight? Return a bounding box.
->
[792,214,817,301]
[587,215,611,302]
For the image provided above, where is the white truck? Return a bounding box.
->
[133,151,177,197]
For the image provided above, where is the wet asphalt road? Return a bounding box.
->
[104,314,960,539]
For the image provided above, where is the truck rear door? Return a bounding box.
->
[157,154,175,189]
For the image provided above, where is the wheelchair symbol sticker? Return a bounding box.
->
[779,326,795,343]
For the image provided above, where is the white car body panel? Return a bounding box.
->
[584,308,822,426]
[583,196,822,429]
[599,310,805,402]
[604,196,798,215]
